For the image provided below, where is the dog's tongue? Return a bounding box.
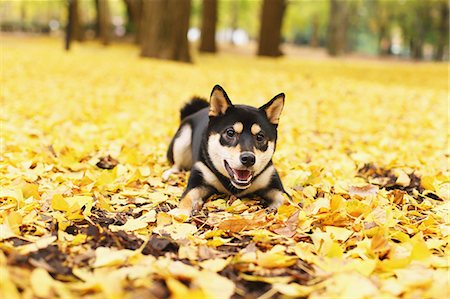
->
[233,169,252,181]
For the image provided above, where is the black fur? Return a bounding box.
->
[180,97,209,121]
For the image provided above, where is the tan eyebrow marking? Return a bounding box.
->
[233,122,243,133]
[251,123,261,135]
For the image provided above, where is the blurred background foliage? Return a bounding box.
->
[0,0,448,61]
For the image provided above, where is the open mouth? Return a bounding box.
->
[224,160,253,188]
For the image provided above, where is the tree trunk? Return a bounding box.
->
[124,0,142,43]
[435,1,449,61]
[69,0,83,41]
[200,0,217,53]
[327,0,349,56]
[257,0,286,57]
[140,0,192,62]
[95,0,111,45]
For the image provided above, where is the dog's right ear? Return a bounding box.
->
[209,85,232,117]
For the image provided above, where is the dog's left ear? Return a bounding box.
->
[209,85,233,117]
[260,93,285,125]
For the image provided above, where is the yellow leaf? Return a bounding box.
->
[30,268,54,298]
[195,271,235,299]
[93,247,135,268]
[21,182,40,200]
[257,245,297,268]
[0,224,15,240]
[157,212,173,227]
[394,170,411,187]
[109,210,156,232]
[18,235,57,255]
[346,200,370,217]
[325,226,353,241]
[71,233,87,246]
[0,267,20,299]
[302,186,317,199]
[166,278,206,299]
[51,194,69,211]
[273,283,314,297]
[199,258,228,272]
[395,266,433,288]
[410,234,432,261]
[0,188,24,208]
[349,184,379,197]
[322,240,343,258]
[420,175,435,191]
[154,223,197,240]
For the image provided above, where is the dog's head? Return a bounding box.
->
[206,85,285,189]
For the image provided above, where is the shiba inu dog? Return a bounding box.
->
[163,85,289,216]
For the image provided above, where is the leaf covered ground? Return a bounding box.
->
[1,37,449,299]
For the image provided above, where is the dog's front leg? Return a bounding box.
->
[258,189,288,212]
[178,186,213,215]
[170,167,214,218]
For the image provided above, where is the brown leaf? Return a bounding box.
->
[218,218,263,232]
[96,155,118,169]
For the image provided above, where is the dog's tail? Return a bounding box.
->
[180,97,209,121]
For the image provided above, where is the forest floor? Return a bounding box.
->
[1,37,449,299]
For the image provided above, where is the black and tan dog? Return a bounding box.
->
[163,85,289,216]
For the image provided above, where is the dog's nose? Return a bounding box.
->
[240,152,256,167]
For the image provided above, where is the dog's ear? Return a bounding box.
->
[209,85,233,117]
[260,93,285,125]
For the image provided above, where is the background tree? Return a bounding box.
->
[123,0,142,43]
[372,0,392,55]
[95,0,111,45]
[435,0,449,60]
[140,0,192,62]
[65,0,84,51]
[69,0,83,42]
[200,0,217,53]
[327,0,349,56]
[258,0,286,57]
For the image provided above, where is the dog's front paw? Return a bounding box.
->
[162,166,181,182]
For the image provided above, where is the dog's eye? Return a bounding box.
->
[226,128,236,138]
[256,133,265,142]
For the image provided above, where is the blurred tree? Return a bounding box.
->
[65,0,84,51]
[371,0,392,55]
[258,0,286,57]
[69,0,83,42]
[435,0,449,60]
[200,0,217,52]
[410,3,428,59]
[95,0,111,45]
[140,0,191,62]
[123,0,142,43]
[327,0,349,56]
[218,0,261,41]
[283,1,328,46]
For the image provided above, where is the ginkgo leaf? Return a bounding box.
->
[93,247,135,268]
[153,223,197,240]
[30,268,54,298]
[195,271,235,299]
